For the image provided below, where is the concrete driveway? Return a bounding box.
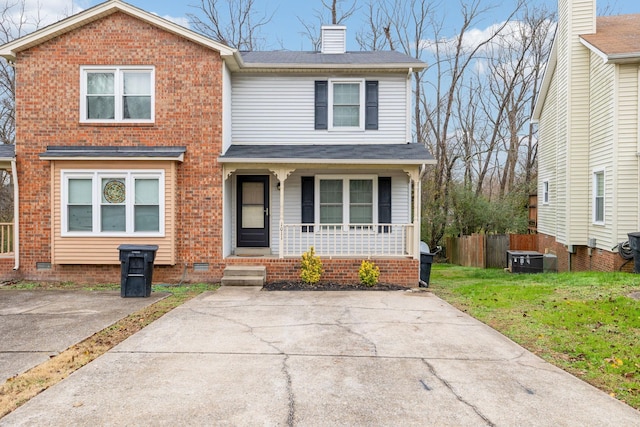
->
[2,287,639,426]
[0,290,167,382]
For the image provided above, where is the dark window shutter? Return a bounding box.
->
[315,81,328,130]
[301,176,315,232]
[365,81,379,130]
[378,177,391,233]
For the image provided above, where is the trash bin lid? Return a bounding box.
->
[420,241,430,254]
[117,244,159,252]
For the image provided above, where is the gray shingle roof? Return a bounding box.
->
[40,146,187,159]
[240,51,426,68]
[0,144,15,159]
[219,144,434,165]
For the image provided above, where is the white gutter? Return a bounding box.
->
[11,158,18,270]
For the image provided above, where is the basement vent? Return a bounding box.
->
[36,262,52,270]
[193,263,209,272]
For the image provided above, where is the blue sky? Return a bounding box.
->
[35,0,640,51]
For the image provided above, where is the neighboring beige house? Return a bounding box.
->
[532,0,640,272]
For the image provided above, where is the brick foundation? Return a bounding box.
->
[537,233,634,273]
[226,257,419,287]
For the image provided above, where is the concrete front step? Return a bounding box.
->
[221,266,266,286]
[221,275,265,286]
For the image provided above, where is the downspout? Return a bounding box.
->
[11,158,19,270]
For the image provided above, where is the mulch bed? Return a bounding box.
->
[263,281,411,291]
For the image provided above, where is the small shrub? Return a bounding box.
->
[359,260,380,287]
[300,246,323,285]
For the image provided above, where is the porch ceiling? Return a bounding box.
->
[218,143,435,165]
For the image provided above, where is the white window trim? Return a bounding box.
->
[542,180,550,205]
[315,175,378,227]
[61,170,165,237]
[328,78,365,131]
[80,66,155,123]
[592,169,605,225]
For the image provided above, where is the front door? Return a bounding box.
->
[237,175,269,247]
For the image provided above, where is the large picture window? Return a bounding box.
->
[81,66,154,123]
[63,171,164,236]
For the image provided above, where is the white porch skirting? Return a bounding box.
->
[282,223,414,257]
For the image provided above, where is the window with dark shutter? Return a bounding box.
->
[315,81,328,130]
[378,177,391,233]
[301,176,315,232]
[365,81,378,130]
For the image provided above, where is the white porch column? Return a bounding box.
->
[270,168,294,258]
[405,167,421,260]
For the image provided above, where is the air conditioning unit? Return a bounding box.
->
[506,250,544,274]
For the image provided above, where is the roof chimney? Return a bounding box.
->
[321,25,346,54]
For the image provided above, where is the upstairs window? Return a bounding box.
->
[81,67,154,123]
[315,80,378,130]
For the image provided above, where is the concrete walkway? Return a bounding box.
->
[2,287,639,426]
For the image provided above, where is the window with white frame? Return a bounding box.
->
[329,80,364,130]
[80,66,154,122]
[542,180,549,204]
[63,171,164,235]
[593,170,604,224]
[316,176,376,226]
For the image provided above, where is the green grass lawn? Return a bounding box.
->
[428,264,640,410]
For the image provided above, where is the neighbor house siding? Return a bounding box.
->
[587,53,615,248]
[538,71,558,237]
[231,74,408,144]
[614,64,640,243]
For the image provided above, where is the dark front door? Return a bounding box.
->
[237,175,269,247]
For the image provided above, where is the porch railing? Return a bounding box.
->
[282,223,414,257]
[0,222,14,255]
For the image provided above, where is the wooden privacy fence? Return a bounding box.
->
[445,233,538,268]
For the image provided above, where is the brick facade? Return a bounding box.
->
[12,12,224,283]
[537,233,634,273]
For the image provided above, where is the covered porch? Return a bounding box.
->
[219,143,434,260]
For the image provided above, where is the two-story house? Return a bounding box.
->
[532,0,640,272]
[0,0,433,286]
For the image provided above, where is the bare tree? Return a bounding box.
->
[298,0,358,51]
[188,0,272,50]
[0,0,48,222]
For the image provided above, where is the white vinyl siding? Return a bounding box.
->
[231,75,408,144]
[587,54,615,245]
[614,65,640,244]
[538,70,558,237]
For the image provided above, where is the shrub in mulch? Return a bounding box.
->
[263,281,409,291]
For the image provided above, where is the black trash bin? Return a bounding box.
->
[118,245,158,297]
[419,242,433,287]
[627,233,640,273]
